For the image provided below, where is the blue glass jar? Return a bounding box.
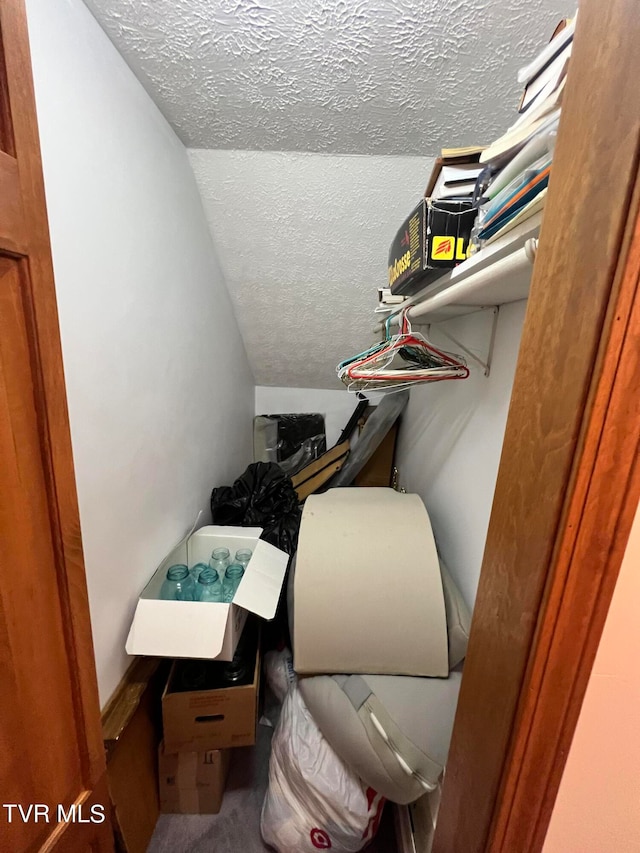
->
[234,548,252,569]
[196,567,223,603]
[190,562,209,583]
[160,564,196,601]
[223,563,245,603]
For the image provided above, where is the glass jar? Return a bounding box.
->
[234,548,253,569]
[160,564,196,601]
[223,563,245,603]
[196,567,223,603]
[209,547,230,576]
[223,649,247,683]
[190,562,209,583]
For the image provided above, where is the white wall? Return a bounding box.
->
[395,302,527,607]
[26,0,254,706]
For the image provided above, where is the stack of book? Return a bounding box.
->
[471,13,576,246]
[384,13,576,301]
[425,146,485,202]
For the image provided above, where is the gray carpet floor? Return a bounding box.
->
[147,723,397,853]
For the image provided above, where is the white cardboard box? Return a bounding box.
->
[126,525,288,660]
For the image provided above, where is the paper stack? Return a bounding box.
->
[425,146,485,202]
[470,13,576,246]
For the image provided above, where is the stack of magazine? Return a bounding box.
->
[471,12,577,248]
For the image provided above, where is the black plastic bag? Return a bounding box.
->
[211,462,301,554]
[253,413,326,477]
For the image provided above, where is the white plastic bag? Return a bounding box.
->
[261,647,298,729]
[261,684,385,853]
[264,647,297,703]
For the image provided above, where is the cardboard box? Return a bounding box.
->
[162,635,261,753]
[125,524,288,660]
[388,198,477,296]
[158,741,231,815]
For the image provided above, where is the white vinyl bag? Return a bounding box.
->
[260,682,385,853]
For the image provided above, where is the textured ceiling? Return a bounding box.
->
[84,0,569,388]
[83,0,568,156]
[190,150,432,387]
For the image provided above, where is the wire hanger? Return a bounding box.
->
[337,309,469,393]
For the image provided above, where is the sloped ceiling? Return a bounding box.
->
[190,149,432,387]
[84,0,569,387]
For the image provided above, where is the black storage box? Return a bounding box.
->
[388,198,477,296]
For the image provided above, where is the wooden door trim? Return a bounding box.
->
[1,0,105,783]
[0,149,26,253]
[491,185,640,852]
[39,774,113,853]
[432,2,640,851]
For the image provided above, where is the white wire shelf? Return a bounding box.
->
[381,213,541,327]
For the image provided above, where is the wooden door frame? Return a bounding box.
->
[1,0,106,814]
[491,155,640,853]
[433,2,640,851]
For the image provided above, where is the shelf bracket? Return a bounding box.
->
[425,306,499,377]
